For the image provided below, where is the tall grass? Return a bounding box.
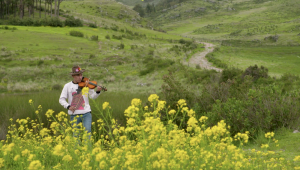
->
[0,91,149,140]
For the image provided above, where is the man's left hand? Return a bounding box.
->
[96,86,102,93]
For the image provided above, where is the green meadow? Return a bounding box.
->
[211,46,300,77]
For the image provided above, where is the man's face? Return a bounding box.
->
[72,73,82,83]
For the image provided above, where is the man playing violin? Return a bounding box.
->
[59,65,102,139]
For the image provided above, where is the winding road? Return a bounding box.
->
[187,42,222,72]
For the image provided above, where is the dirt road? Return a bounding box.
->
[187,42,222,72]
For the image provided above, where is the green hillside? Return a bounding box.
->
[0,0,201,93]
[144,0,300,76]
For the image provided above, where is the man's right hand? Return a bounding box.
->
[69,106,76,113]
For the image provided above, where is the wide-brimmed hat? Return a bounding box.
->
[70,65,85,75]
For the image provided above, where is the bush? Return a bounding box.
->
[44,17,63,27]
[140,56,175,76]
[6,17,62,27]
[206,53,228,69]
[0,26,17,30]
[207,84,300,136]
[112,35,122,40]
[64,16,83,27]
[219,67,243,83]
[105,35,110,39]
[88,22,97,28]
[242,65,268,82]
[119,43,125,49]
[111,25,119,31]
[89,54,96,59]
[90,35,98,41]
[69,30,84,37]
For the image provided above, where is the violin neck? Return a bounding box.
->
[88,81,102,88]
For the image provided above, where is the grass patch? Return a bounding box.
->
[211,46,300,77]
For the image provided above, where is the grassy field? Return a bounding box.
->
[0,24,197,93]
[211,46,300,77]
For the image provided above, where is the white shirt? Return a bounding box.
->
[59,81,101,115]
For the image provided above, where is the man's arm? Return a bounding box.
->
[59,84,70,109]
[89,86,102,99]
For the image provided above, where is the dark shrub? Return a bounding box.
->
[207,84,300,136]
[112,35,122,40]
[206,53,228,69]
[111,25,119,31]
[88,22,97,28]
[242,65,268,82]
[105,35,110,39]
[69,30,84,37]
[90,35,98,41]
[179,39,186,44]
[64,16,83,27]
[140,56,175,76]
[119,43,125,49]
[46,17,63,27]
[219,67,243,83]
[148,50,154,55]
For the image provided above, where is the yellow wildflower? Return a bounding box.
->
[62,155,73,162]
[40,128,50,137]
[22,149,30,156]
[45,109,54,118]
[261,144,269,149]
[294,156,300,161]
[144,106,148,111]
[265,132,275,139]
[131,98,142,107]
[29,99,33,105]
[96,151,107,161]
[187,109,195,117]
[28,160,43,170]
[177,99,186,107]
[199,116,208,123]
[168,109,176,115]
[53,144,65,156]
[14,155,20,161]
[148,94,159,103]
[0,158,4,168]
[100,161,107,169]
[103,102,110,110]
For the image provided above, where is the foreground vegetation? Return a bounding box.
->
[1,95,300,169]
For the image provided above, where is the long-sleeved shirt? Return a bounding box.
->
[59,81,101,115]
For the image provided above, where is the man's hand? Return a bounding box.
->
[69,106,76,113]
[96,86,102,92]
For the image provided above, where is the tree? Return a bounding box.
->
[146,3,152,14]
[19,0,24,18]
[56,0,63,17]
[133,4,145,17]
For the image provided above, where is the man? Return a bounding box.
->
[59,65,102,137]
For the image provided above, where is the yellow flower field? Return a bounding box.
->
[0,94,299,169]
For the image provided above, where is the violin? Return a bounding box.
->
[78,77,107,91]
